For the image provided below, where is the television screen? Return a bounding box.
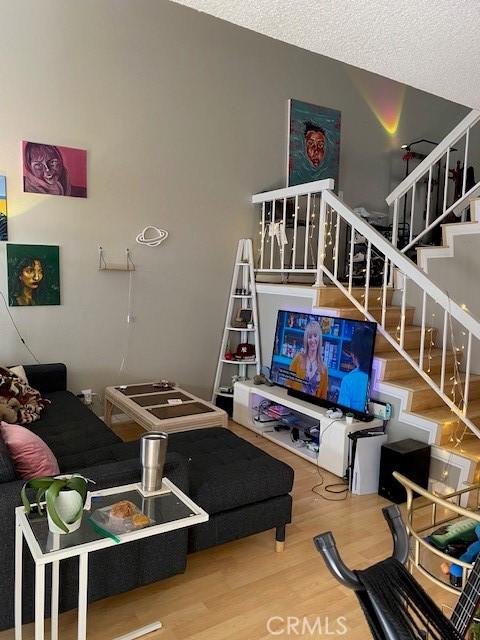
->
[270,311,377,415]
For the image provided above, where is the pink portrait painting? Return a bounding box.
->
[22,141,87,198]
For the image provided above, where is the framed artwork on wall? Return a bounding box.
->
[0,176,7,241]
[287,99,341,188]
[7,244,60,307]
[22,141,87,198]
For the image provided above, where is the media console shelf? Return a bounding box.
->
[233,380,383,478]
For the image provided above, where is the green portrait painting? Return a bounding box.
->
[7,244,60,306]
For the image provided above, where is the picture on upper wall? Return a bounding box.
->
[22,141,87,198]
[287,99,341,188]
[7,244,60,307]
[0,176,7,241]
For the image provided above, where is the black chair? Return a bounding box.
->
[314,505,477,640]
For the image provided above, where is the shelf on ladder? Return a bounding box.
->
[212,238,261,405]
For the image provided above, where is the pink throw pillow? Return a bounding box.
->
[0,422,59,479]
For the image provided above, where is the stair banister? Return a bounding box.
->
[252,179,334,276]
[251,177,480,439]
[386,110,480,206]
[322,190,480,340]
[318,189,480,440]
[386,109,480,253]
[251,179,334,204]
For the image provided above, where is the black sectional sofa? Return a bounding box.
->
[0,364,294,631]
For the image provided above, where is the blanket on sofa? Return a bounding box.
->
[0,367,49,424]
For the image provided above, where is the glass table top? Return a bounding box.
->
[26,487,196,556]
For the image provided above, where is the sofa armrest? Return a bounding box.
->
[23,363,67,394]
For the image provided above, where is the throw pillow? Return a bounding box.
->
[0,422,59,479]
[0,428,16,483]
[8,365,29,384]
[0,367,49,425]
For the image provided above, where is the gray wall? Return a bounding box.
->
[0,0,467,405]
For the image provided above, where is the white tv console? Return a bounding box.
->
[233,380,383,478]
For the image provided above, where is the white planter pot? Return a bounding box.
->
[346,416,354,425]
[47,489,84,535]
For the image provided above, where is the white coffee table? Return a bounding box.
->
[104,383,228,433]
[15,479,208,640]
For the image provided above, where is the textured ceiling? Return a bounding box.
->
[171,0,480,109]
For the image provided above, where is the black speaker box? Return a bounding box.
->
[378,438,430,504]
[214,394,233,417]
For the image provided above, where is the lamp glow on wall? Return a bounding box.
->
[348,68,406,137]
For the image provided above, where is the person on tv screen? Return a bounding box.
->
[287,320,328,398]
[337,326,373,412]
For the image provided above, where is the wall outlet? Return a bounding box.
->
[81,389,93,405]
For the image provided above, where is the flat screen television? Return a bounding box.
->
[270,310,377,419]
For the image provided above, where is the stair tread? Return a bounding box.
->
[375,348,455,363]
[441,438,480,463]
[387,373,480,393]
[386,325,431,335]
[314,285,389,292]
[336,305,414,312]
[413,399,480,423]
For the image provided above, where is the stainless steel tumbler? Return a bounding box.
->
[140,432,168,493]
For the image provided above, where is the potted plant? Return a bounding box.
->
[21,475,88,534]
[345,412,355,425]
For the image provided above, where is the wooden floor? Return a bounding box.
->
[2,421,458,640]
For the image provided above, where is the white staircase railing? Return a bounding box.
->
[252,179,334,274]
[386,109,480,254]
[252,183,480,440]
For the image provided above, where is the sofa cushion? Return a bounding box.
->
[1,422,60,479]
[0,428,16,483]
[168,427,294,515]
[59,440,141,472]
[29,391,120,460]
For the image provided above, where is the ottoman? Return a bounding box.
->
[168,427,294,552]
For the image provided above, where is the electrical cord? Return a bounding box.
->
[312,418,349,501]
[0,290,40,364]
[253,404,349,499]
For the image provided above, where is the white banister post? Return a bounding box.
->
[315,194,327,287]
[389,198,399,286]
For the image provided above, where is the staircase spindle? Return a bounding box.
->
[463,331,472,415]
[304,193,311,269]
[281,197,287,271]
[270,199,275,270]
[291,195,298,269]
[260,202,265,269]
[348,226,355,294]
[390,199,399,286]
[409,183,416,245]
[425,165,433,228]
[315,194,327,286]
[333,211,340,280]
[364,241,371,312]
[462,127,470,197]
[440,309,449,393]
[391,198,399,249]
[419,291,427,370]
[443,147,450,213]
[399,275,407,349]
[381,255,388,329]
